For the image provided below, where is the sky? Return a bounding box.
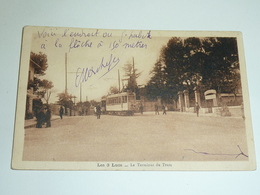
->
[30,27,170,103]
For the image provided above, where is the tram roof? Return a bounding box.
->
[105,92,135,99]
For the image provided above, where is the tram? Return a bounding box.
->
[101,91,137,116]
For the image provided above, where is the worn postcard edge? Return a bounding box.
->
[11,26,256,171]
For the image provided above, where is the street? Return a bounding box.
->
[22,112,248,162]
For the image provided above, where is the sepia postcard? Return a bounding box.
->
[12,26,256,170]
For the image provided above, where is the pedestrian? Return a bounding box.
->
[139,104,143,114]
[195,102,200,117]
[45,106,51,128]
[162,104,167,115]
[96,104,101,119]
[36,107,45,128]
[155,103,159,115]
[79,106,83,116]
[59,106,64,119]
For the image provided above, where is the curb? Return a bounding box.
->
[24,117,60,129]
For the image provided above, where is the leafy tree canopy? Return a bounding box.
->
[30,52,48,76]
[145,37,240,101]
[109,86,119,94]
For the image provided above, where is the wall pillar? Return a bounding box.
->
[183,90,190,110]
[178,91,184,112]
[194,89,201,107]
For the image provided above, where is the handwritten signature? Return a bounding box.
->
[75,54,120,87]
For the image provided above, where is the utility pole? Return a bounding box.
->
[132,57,135,78]
[65,53,68,96]
[132,57,136,93]
[80,82,82,102]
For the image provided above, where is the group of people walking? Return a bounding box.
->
[34,104,102,129]
[154,102,200,116]
[154,103,168,115]
[35,105,64,128]
[36,106,51,128]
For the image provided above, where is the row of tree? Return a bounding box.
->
[55,92,99,116]
[145,37,241,102]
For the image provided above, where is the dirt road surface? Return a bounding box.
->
[23,112,248,162]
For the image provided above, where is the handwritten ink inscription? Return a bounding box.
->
[62,29,100,38]
[36,28,152,51]
[35,28,152,87]
[69,38,93,52]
